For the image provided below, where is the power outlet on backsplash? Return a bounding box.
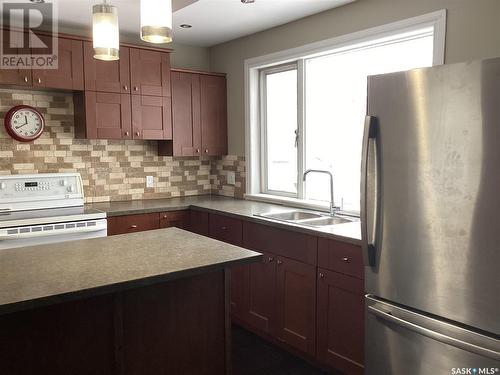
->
[146,176,154,188]
[227,171,236,185]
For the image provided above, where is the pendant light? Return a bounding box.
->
[92,0,119,61]
[140,0,173,44]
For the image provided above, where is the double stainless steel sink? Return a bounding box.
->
[254,210,358,228]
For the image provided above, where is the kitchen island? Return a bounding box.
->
[0,227,261,375]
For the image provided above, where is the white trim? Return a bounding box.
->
[244,9,447,202]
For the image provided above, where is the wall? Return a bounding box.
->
[209,0,500,155]
[0,89,244,202]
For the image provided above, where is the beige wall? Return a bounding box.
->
[209,0,500,155]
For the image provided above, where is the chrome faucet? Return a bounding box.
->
[302,169,340,216]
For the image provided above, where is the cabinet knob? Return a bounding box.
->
[135,131,140,136]
[319,272,324,279]
[205,149,209,154]
[267,256,274,263]
[162,215,167,219]
[341,257,350,263]
[123,85,128,91]
[130,224,138,229]
[134,86,139,91]
[277,259,283,265]
[124,131,130,136]
[196,149,200,154]
[220,226,227,230]
[24,76,28,83]
[37,78,41,84]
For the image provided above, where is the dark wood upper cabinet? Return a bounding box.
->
[84,42,130,93]
[276,256,316,357]
[32,37,84,90]
[0,30,32,87]
[200,74,227,156]
[170,71,202,156]
[130,48,171,97]
[317,268,364,375]
[131,95,172,140]
[75,91,132,140]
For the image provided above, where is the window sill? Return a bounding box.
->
[244,193,359,217]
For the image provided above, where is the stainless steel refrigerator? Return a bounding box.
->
[361,58,500,374]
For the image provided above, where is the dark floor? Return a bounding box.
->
[232,325,330,375]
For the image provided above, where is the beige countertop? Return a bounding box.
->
[89,195,362,245]
[0,227,261,315]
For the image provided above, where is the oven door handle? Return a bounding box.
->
[0,220,107,241]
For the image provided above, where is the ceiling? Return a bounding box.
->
[50,0,354,47]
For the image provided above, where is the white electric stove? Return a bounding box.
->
[0,173,107,250]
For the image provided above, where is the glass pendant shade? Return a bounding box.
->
[92,2,119,61]
[140,0,173,44]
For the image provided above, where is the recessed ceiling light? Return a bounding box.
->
[180,24,192,28]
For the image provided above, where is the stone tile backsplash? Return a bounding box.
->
[0,88,245,203]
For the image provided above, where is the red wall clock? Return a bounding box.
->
[4,105,45,142]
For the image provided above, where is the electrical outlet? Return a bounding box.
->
[146,175,154,188]
[227,171,236,185]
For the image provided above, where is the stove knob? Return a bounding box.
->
[60,180,67,186]
[67,186,74,193]
[0,182,5,190]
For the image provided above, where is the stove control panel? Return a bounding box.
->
[0,173,84,211]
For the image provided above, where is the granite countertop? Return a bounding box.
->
[89,195,362,245]
[0,227,261,315]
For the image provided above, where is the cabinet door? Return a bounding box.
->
[188,210,209,236]
[159,211,190,229]
[131,95,172,140]
[171,71,201,156]
[247,252,276,334]
[107,213,160,236]
[229,263,249,321]
[130,48,171,97]
[32,37,84,90]
[84,42,130,93]
[0,30,32,86]
[83,91,132,139]
[209,213,242,245]
[200,75,227,156]
[317,268,364,375]
[276,256,316,356]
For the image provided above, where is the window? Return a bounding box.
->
[247,11,446,214]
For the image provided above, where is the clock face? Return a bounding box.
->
[4,105,44,142]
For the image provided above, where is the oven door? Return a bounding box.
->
[0,219,107,250]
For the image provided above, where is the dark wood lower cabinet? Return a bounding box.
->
[159,210,190,229]
[229,263,249,318]
[276,256,317,357]
[189,210,209,236]
[107,213,160,235]
[317,268,364,375]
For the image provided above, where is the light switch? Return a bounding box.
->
[146,176,154,188]
[227,171,236,185]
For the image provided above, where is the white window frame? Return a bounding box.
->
[245,10,447,212]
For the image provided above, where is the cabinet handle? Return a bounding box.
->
[205,149,209,153]
[134,86,139,91]
[196,148,200,154]
[341,257,350,263]
[123,85,128,91]
[24,76,28,83]
[37,78,41,84]
[135,131,140,136]
[162,215,167,219]
[267,256,274,263]
[124,131,130,136]
[130,224,138,229]
[220,226,227,230]
[277,259,283,265]
[319,272,324,279]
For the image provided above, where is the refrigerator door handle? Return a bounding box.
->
[361,115,379,266]
[368,304,500,361]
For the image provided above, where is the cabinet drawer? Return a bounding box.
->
[243,221,317,265]
[107,213,159,236]
[209,213,242,245]
[159,210,190,229]
[318,238,364,279]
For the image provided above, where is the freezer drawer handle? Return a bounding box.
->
[368,305,500,361]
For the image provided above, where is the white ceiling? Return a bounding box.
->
[50,0,353,47]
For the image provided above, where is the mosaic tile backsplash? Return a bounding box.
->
[0,89,245,203]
